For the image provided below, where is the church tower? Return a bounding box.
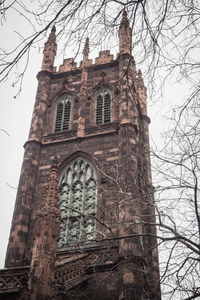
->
[0,11,161,300]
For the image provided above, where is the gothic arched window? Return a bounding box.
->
[54,94,71,132]
[58,159,97,246]
[95,89,111,124]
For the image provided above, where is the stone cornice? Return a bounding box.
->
[37,69,54,80]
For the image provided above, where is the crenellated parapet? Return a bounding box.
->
[59,58,78,72]
[56,49,114,73]
[95,50,114,65]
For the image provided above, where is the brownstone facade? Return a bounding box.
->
[0,11,161,300]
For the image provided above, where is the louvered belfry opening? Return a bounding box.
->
[95,89,111,124]
[55,94,71,132]
[96,94,103,124]
[104,92,111,123]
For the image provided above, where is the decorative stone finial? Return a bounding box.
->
[136,69,147,114]
[83,37,90,59]
[41,26,57,71]
[118,9,132,55]
[138,69,142,77]
[120,9,129,28]
[137,69,145,87]
[51,25,56,33]
[46,25,56,45]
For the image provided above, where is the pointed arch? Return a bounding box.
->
[58,158,97,247]
[58,151,98,175]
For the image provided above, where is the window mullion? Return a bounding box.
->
[66,165,73,242]
[102,91,105,124]
[54,102,63,132]
[61,100,65,131]
[80,162,87,241]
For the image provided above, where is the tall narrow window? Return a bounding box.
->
[54,94,71,132]
[95,89,111,124]
[58,159,97,246]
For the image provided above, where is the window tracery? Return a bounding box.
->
[54,94,71,132]
[95,89,111,124]
[58,159,97,246]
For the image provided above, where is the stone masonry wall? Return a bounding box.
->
[5,48,160,299]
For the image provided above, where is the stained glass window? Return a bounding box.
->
[95,89,111,124]
[58,159,97,246]
[54,94,71,132]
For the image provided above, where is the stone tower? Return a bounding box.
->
[0,11,161,300]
